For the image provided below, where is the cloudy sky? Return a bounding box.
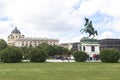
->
[0,0,120,43]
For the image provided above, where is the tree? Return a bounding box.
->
[0,46,23,63]
[73,51,88,62]
[0,39,7,50]
[20,47,30,59]
[29,48,48,62]
[55,46,68,55]
[36,43,49,50]
[66,50,73,56]
[100,48,120,63]
[46,45,58,56]
[36,43,69,57]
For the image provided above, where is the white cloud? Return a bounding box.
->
[100,0,120,17]
[73,0,104,16]
[98,31,116,39]
[1,0,120,43]
[12,0,80,32]
[111,19,120,31]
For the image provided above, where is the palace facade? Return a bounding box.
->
[8,27,59,47]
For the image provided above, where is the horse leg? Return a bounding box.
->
[89,34,90,37]
[80,29,84,34]
[92,34,95,38]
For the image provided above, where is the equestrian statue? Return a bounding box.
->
[80,17,98,38]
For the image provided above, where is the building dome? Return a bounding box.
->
[11,27,21,34]
[80,37,98,44]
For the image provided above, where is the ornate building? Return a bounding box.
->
[8,27,59,47]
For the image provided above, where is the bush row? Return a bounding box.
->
[0,43,70,63]
[100,48,120,63]
[73,48,120,63]
[73,51,88,62]
[0,46,48,63]
[0,46,120,63]
[0,46,22,63]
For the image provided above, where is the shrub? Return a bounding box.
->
[100,48,120,63]
[29,48,48,62]
[20,47,30,59]
[0,39,7,50]
[0,46,22,63]
[73,51,88,62]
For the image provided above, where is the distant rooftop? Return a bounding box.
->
[11,27,21,34]
[16,37,59,41]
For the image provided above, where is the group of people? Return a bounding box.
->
[88,54,100,61]
[53,54,100,62]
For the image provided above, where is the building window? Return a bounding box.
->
[26,41,28,44]
[30,41,32,44]
[12,36,14,39]
[34,44,37,47]
[91,46,95,52]
[26,44,28,46]
[22,41,24,44]
[83,46,85,51]
[80,46,81,51]
[22,43,24,46]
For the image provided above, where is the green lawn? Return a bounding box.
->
[0,62,120,80]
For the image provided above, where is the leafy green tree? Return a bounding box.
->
[29,48,48,62]
[36,43,69,57]
[36,43,49,50]
[55,46,68,55]
[0,46,23,63]
[73,51,88,62]
[0,39,7,50]
[46,45,58,56]
[20,47,30,59]
[66,50,73,56]
[100,48,120,63]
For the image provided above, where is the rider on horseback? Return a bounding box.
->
[80,17,98,38]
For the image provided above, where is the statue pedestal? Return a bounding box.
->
[79,37,100,61]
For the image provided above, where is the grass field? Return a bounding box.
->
[0,62,120,80]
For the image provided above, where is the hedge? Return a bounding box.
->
[100,48,120,63]
[0,46,23,63]
[73,51,88,62]
[29,48,48,62]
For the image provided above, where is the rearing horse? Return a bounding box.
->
[80,17,98,37]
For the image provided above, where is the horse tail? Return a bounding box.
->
[80,29,85,34]
[95,31,98,35]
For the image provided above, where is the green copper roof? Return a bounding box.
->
[80,37,98,44]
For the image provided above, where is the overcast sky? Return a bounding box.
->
[0,0,120,43]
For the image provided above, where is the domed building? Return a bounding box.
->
[11,27,21,34]
[8,27,25,46]
[8,27,59,47]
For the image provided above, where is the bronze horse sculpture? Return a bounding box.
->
[80,17,98,38]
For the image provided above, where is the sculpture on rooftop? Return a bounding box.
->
[80,17,98,38]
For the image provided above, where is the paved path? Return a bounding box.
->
[46,59,102,62]
[22,59,101,62]
[22,59,102,62]
[46,59,75,62]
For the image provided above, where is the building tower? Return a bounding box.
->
[8,27,25,46]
